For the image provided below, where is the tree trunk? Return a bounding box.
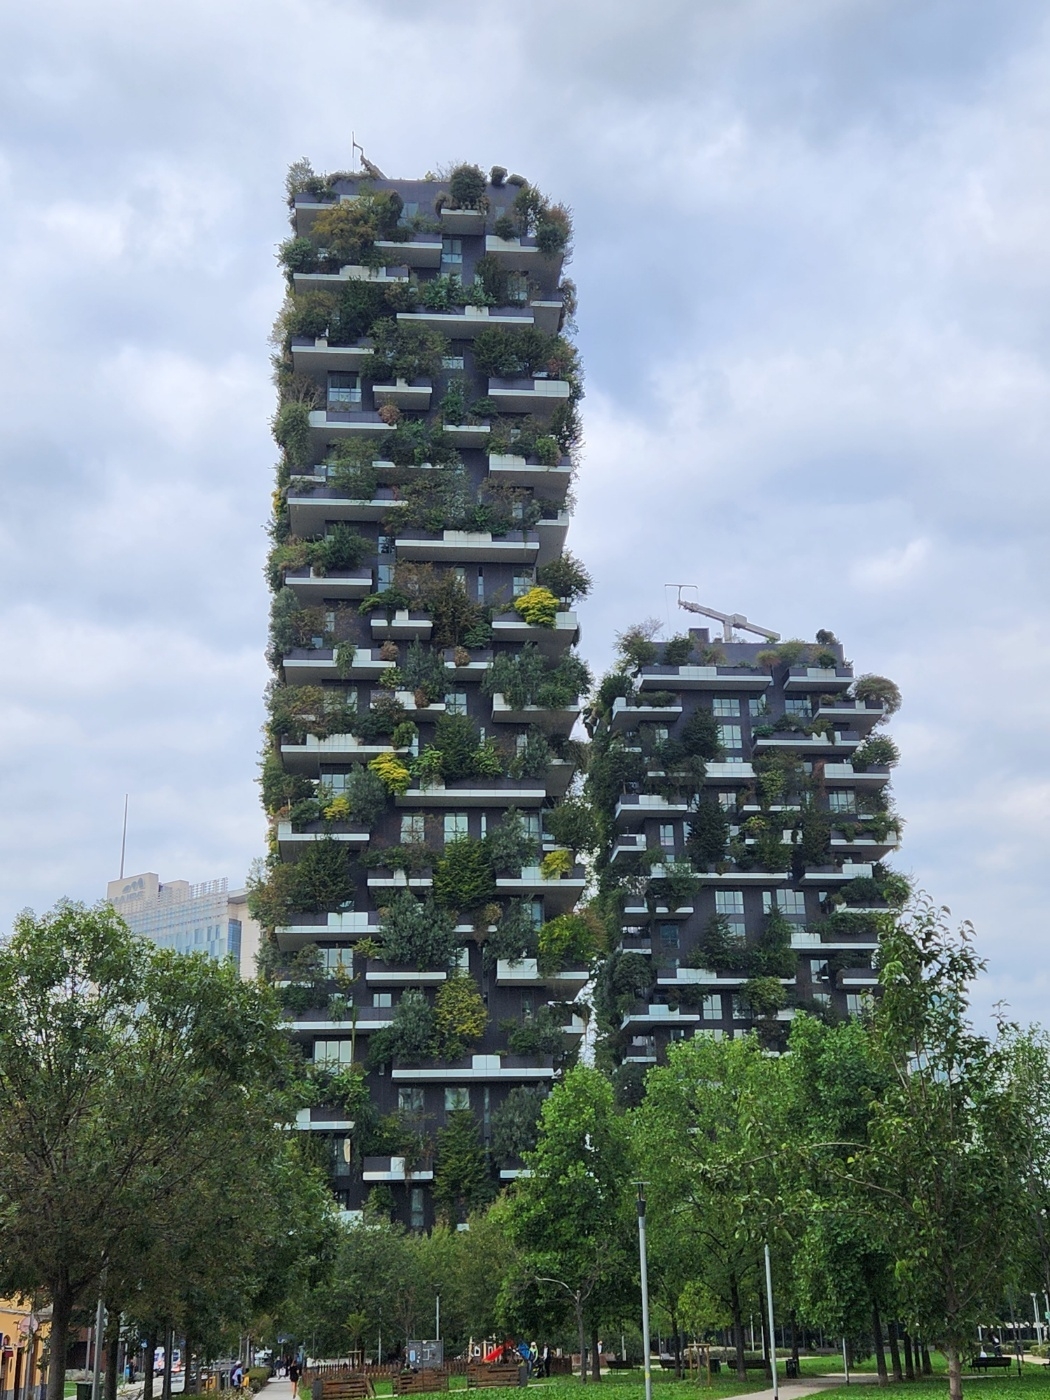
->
[946,1345,962,1400]
[790,1314,800,1372]
[104,1313,120,1400]
[590,1327,601,1383]
[670,1306,682,1380]
[142,1334,156,1400]
[576,1301,586,1384]
[871,1302,888,1385]
[887,1322,903,1383]
[902,1333,915,1382]
[45,1281,73,1400]
[161,1331,173,1400]
[921,1344,932,1376]
[729,1276,747,1382]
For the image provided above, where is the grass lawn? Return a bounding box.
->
[818,1372,1050,1400]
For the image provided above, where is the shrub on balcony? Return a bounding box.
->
[539,849,573,881]
[394,641,446,706]
[434,837,497,912]
[278,235,318,275]
[432,713,480,781]
[537,911,598,974]
[661,634,695,666]
[687,800,729,866]
[435,972,488,1057]
[482,901,538,969]
[851,673,902,715]
[369,751,412,795]
[272,401,312,469]
[369,321,447,382]
[686,914,750,974]
[434,1110,494,1226]
[490,1085,545,1163]
[506,1005,569,1058]
[473,326,571,378]
[419,273,467,310]
[852,735,900,770]
[752,907,798,978]
[260,751,314,816]
[368,988,437,1068]
[310,191,403,267]
[741,976,787,1019]
[508,727,552,781]
[513,586,559,628]
[447,163,488,208]
[615,619,661,672]
[544,796,598,856]
[592,949,655,1026]
[484,809,539,875]
[647,861,699,908]
[377,890,460,969]
[334,766,389,828]
[493,212,516,240]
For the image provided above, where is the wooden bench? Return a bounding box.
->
[970,1357,1012,1371]
[466,1363,523,1389]
[394,1372,449,1396]
[320,1376,376,1400]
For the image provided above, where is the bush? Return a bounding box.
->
[448,163,488,208]
[278,236,318,275]
[368,988,437,1068]
[378,891,460,969]
[851,674,902,715]
[485,809,539,874]
[742,975,787,1019]
[513,586,560,628]
[369,751,412,795]
[272,401,312,468]
[507,727,552,780]
[435,971,488,1056]
[686,915,750,974]
[507,1005,569,1057]
[662,634,695,665]
[538,912,597,973]
[434,838,497,912]
[484,901,538,968]
[369,321,447,382]
[544,796,598,856]
[616,619,661,671]
[852,735,900,769]
[340,766,389,827]
[540,849,573,880]
[687,800,729,866]
[490,1085,545,1162]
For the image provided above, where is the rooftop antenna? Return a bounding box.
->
[666,584,780,644]
[119,794,129,880]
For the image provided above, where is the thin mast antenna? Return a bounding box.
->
[119,795,129,880]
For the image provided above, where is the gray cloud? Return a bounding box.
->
[1,0,1047,1027]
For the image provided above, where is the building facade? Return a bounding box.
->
[586,626,903,1083]
[260,160,589,1224]
[107,872,261,977]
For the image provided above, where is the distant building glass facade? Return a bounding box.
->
[107,873,258,975]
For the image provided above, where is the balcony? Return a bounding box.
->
[395,529,539,563]
[821,762,892,786]
[441,423,491,448]
[829,834,899,859]
[613,794,692,824]
[365,962,448,985]
[374,237,443,268]
[491,610,579,655]
[442,647,494,679]
[495,864,587,914]
[286,1007,392,1034]
[280,733,411,773]
[623,1004,702,1028]
[487,452,572,498]
[489,693,581,735]
[392,1052,556,1082]
[638,666,772,693]
[610,833,647,863]
[838,967,879,988]
[753,731,862,757]
[367,869,433,892]
[281,647,396,683]
[800,861,874,885]
[276,820,370,860]
[609,697,683,732]
[494,959,591,990]
[295,1107,356,1131]
[545,758,577,800]
[784,666,853,692]
[363,1156,434,1182]
[372,379,433,411]
[394,778,546,808]
[694,867,795,885]
[703,761,756,783]
[814,700,886,732]
[283,568,373,601]
[791,931,879,951]
[275,909,380,951]
[287,487,406,532]
[483,234,564,280]
[369,609,434,640]
[487,376,570,418]
[290,336,374,376]
[293,265,410,298]
[536,513,571,566]
[439,206,486,236]
[396,306,533,338]
[308,408,394,453]
[529,298,565,335]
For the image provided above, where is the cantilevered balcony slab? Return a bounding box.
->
[491,610,579,655]
[483,234,564,281]
[694,868,793,885]
[441,649,494,680]
[494,959,591,990]
[374,237,443,267]
[637,666,772,693]
[799,862,874,884]
[294,265,409,294]
[610,833,647,862]
[545,758,576,800]
[489,693,581,735]
[829,835,898,859]
[441,423,492,448]
[308,409,394,454]
[287,490,405,532]
[290,337,374,376]
[281,648,396,683]
[286,1010,392,1035]
[275,909,379,952]
[838,967,879,987]
[613,794,692,825]
[392,1053,555,1083]
[395,530,539,563]
[791,931,880,952]
[363,1156,434,1182]
[487,453,572,498]
[395,779,546,808]
[783,667,853,692]
[396,307,533,338]
[280,733,410,774]
[753,732,861,757]
[623,1005,701,1028]
[277,821,371,860]
[609,697,683,732]
[703,762,756,783]
[495,865,586,914]
[367,870,433,893]
[369,609,434,640]
[821,763,891,787]
[487,377,570,418]
[439,206,486,236]
[815,701,886,732]
[529,299,565,335]
[365,964,448,986]
[283,568,373,601]
[372,379,433,410]
[536,513,570,566]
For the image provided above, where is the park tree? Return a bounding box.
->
[0,901,310,1400]
[504,1065,634,1381]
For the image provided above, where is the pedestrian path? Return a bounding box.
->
[730,1375,879,1400]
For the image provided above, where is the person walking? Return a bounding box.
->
[288,1362,301,1394]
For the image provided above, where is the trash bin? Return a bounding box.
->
[517,1365,529,1388]
[785,1359,799,1380]
[77,1383,93,1400]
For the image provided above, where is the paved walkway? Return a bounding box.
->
[730,1377,879,1400]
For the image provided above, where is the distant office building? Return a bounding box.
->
[106,872,261,977]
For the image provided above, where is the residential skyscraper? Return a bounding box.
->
[258,160,589,1224]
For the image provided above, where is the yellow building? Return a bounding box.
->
[0,1298,49,1400]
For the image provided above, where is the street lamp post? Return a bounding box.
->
[763,1247,779,1400]
[636,1184,652,1400]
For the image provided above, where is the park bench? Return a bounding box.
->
[970,1357,1012,1372]
[466,1363,524,1388]
[320,1376,376,1400]
[394,1371,449,1395]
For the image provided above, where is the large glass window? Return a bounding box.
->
[444,812,469,842]
[700,993,722,1020]
[445,1086,470,1111]
[829,789,857,814]
[749,697,769,718]
[713,698,740,717]
[718,723,743,750]
[314,1039,353,1066]
[373,992,392,1008]
[512,571,534,597]
[762,888,806,920]
[441,237,463,266]
[717,791,737,811]
[399,1087,425,1113]
[401,813,426,843]
[715,889,746,938]
[659,823,676,849]
[327,372,361,410]
[410,1187,425,1230]
[331,1136,352,1177]
[319,946,353,974]
[785,698,812,717]
[445,691,468,716]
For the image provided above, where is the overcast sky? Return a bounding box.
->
[1,0,1047,1028]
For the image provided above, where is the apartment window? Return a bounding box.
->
[700,993,723,1021]
[410,1187,425,1230]
[810,959,830,982]
[847,993,873,1017]
[399,1087,425,1114]
[657,923,679,965]
[717,723,743,750]
[731,996,750,1021]
[442,354,465,370]
[445,1087,470,1112]
[828,789,857,814]
[717,791,737,811]
[506,271,529,303]
[452,946,470,973]
[314,1040,353,1067]
[811,991,832,1008]
[659,823,676,849]
[377,563,394,589]
[452,566,467,586]
[444,812,469,842]
[713,698,740,717]
[444,691,468,717]
[529,899,544,930]
[512,571,534,597]
[521,812,541,843]
[748,697,769,718]
[715,889,746,938]
[521,992,534,1019]
[377,534,395,555]
[399,202,419,223]
[373,992,392,1008]
[441,237,463,266]
[785,698,812,717]
[327,372,361,410]
[331,1136,353,1177]
[401,813,426,843]
[319,947,353,974]
[477,567,485,601]
[651,726,670,744]
[763,888,806,920]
